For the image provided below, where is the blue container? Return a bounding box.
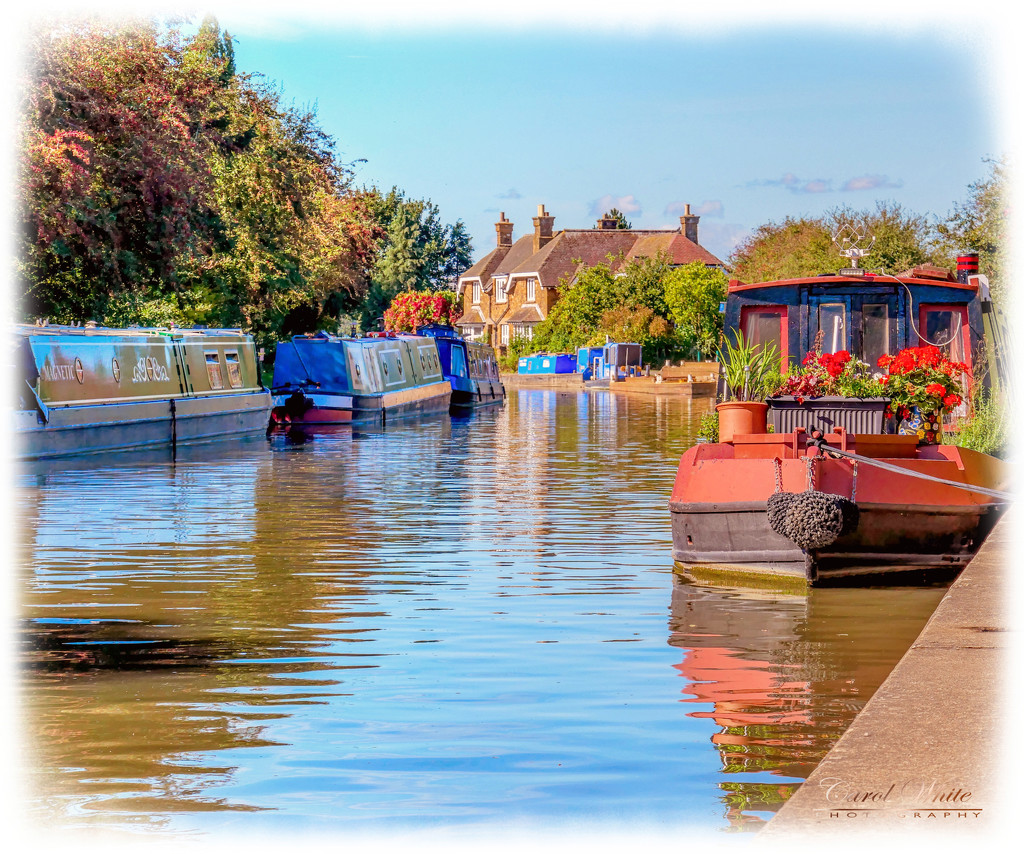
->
[518,353,577,374]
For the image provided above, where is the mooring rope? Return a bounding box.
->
[810,440,1014,502]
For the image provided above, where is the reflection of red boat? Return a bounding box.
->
[670,427,1008,585]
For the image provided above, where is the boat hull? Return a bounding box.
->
[16,390,272,460]
[450,379,505,411]
[670,498,1001,584]
[271,381,452,426]
[669,432,1008,586]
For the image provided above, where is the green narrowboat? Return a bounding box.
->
[14,324,272,460]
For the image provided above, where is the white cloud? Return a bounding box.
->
[589,194,642,218]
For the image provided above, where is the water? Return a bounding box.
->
[15,390,948,840]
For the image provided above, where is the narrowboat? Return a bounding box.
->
[577,341,644,385]
[416,324,505,411]
[269,332,451,426]
[517,352,577,374]
[13,323,272,460]
[669,255,1011,585]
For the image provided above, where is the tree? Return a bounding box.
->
[18,16,384,347]
[936,158,1008,301]
[601,208,632,229]
[728,202,935,283]
[663,261,728,358]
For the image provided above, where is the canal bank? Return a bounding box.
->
[761,507,1014,841]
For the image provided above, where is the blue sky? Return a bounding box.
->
[202,1,1013,267]
[7,2,1016,269]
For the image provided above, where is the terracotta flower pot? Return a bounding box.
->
[715,400,768,443]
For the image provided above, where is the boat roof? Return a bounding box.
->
[728,266,977,293]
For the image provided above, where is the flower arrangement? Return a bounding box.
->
[773,348,885,403]
[876,346,968,422]
[383,291,463,333]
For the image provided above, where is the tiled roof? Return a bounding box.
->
[624,232,724,267]
[508,230,638,290]
[490,234,538,277]
[457,245,510,295]
[456,306,486,325]
[505,304,545,323]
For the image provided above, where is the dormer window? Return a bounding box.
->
[526,278,536,302]
[472,283,481,304]
[495,277,508,304]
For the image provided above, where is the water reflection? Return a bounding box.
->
[669,576,947,830]
[17,391,945,837]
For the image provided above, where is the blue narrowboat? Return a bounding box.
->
[415,324,505,411]
[269,332,452,426]
[577,342,644,383]
[517,353,577,374]
[13,323,272,460]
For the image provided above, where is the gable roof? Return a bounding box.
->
[456,244,510,295]
[508,229,639,290]
[624,232,724,267]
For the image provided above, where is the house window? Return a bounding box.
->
[495,278,507,304]
[526,278,536,302]
[501,324,510,345]
[472,283,481,304]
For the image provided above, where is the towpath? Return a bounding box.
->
[761,508,1015,843]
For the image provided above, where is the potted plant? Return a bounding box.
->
[767,344,889,435]
[876,346,968,444]
[715,331,779,442]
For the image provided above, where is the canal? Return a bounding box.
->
[16,390,949,839]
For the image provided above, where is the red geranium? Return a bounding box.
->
[876,346,969,415]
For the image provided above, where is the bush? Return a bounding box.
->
[950,387,1009,458]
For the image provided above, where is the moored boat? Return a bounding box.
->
[416,324,505,411]
[269,332,452,426]
[13,323,271,460]
[670,253,1011,586]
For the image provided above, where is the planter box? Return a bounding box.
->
[766,396,889,435]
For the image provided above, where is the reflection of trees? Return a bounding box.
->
[668,575,946,830]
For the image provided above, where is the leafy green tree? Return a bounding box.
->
[601,208,632,229]
[530,261,619,353]
[663,261,728,358]
[729,203,936,283]
[936,158,1008,300]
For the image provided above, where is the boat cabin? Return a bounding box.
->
[724,263,984,379]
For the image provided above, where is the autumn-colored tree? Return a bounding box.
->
[18,15,383,348]
[382,290,462,332]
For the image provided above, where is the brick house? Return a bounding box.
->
[456,204,724,351]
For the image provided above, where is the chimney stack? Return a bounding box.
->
[598,214,618,230]
[680,203,700,244]
[533,204,555,253]
[495,212,514,248]
[956,252,979,284]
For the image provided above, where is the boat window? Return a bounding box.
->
[205,351,224,389]
[862,304,889,369]
[451,346,467,377]
[920,307,967,361]
[740,306,787,368]
[224,351,242,388]
[818,303,846,353]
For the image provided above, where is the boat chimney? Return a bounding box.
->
[957,252,979,284]
[495,212,514,248]
[680,203,700,244]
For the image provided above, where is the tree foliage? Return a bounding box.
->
[18,15,387,347]
[382,290,462,332]
[935,158,1008,300]
[663,262,728,357]
[728,202,933,282]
